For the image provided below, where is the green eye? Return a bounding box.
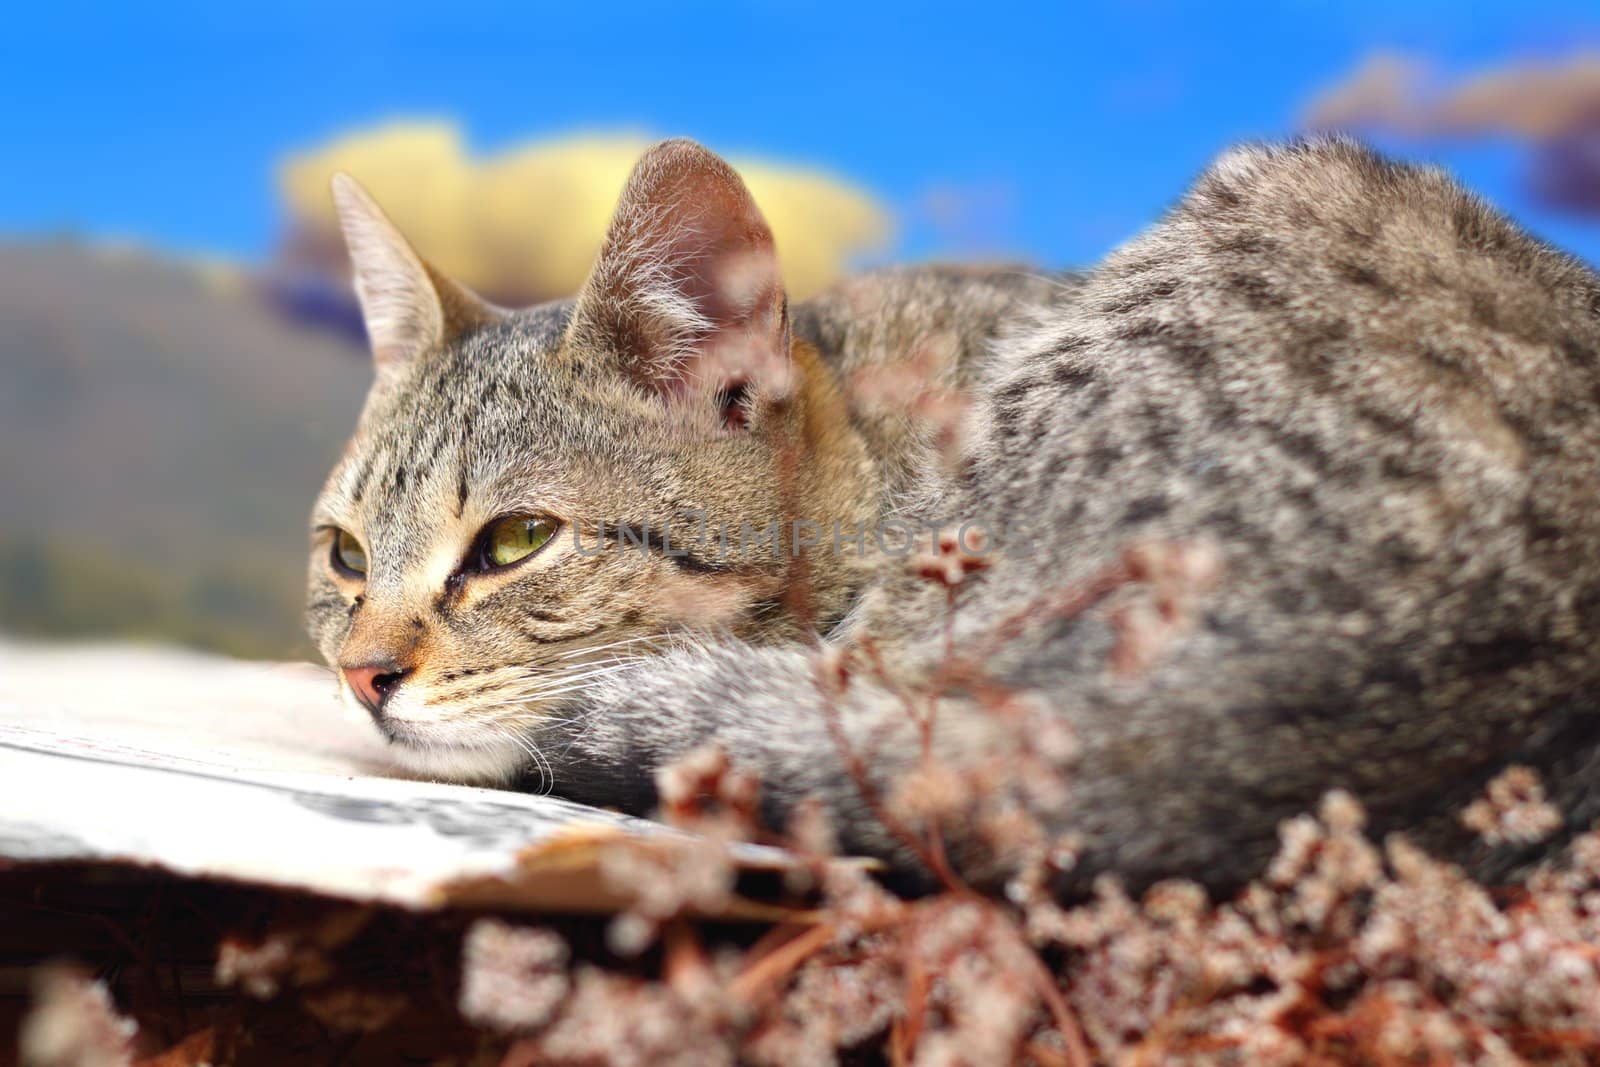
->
[478,515,559,571]
[331,529,368,577]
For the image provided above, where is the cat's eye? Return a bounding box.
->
[475,515,559,572]
[330,529,368,578]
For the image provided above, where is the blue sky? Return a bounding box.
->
[5,1,1600,269]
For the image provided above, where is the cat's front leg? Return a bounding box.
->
[543,640,979,877]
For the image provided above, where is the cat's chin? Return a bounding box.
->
[379,731,529,785]
[334,682,533,785]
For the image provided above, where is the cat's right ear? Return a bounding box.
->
[330,173,502,371]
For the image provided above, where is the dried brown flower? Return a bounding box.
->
[1461,764,1563,846]
[459,920,571,1032]
[20,966,138,1067]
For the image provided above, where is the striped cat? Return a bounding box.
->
[309,139,1600,893]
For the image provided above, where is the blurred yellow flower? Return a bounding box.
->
[278,123,891,303]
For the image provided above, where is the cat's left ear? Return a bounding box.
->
[331,172,503,371]
[567,139,789,409]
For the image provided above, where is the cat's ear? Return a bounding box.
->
[567,139,789,405]
[330,172,502,370]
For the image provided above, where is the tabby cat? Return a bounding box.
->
[308,138,1600,894]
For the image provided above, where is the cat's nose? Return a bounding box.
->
[342,660,411,719]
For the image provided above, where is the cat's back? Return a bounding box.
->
[984,138,1600,594]
[960,139,1600,891]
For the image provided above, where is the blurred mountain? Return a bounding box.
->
[0,240,370,657]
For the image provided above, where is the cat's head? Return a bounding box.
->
[307,139,868,782]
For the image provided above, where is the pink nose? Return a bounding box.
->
[342,661,410,718]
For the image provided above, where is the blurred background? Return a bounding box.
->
[4,1,1600,659]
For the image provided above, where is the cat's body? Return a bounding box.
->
[310,138,1600,895]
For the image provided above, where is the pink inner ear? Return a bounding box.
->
[571,140,791,404]
[651,186,789,398]
[714,379,753,430]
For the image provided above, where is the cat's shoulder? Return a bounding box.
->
[1035,136,1600,388]
[1131,137,1598,305]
